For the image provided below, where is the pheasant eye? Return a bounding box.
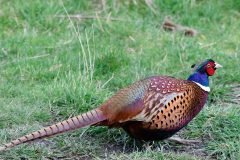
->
[207,64,211,68]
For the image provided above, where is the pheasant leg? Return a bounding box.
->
[167,136,201,145]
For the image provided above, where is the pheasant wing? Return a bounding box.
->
[100,76,191,125]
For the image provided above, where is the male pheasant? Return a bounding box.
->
[0,59,222,151]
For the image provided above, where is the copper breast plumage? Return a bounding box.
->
[122,76,209,140]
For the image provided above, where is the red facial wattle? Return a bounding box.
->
[206,67,215,76]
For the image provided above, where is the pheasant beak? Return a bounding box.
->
[214,62,223,69]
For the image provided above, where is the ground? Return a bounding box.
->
[0,0,240,159]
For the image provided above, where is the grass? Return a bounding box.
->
[0,0,240,159]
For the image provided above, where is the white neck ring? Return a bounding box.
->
[193,82,210,92]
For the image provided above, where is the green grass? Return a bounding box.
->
[0,0,240,159]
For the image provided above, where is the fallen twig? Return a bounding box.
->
[163,18,198,37]
[55,14,126,21]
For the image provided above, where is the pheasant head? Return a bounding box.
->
[187,59,222,92]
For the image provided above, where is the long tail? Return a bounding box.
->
[0,108,106,151]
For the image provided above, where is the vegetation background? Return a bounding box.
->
[0,0,239,159]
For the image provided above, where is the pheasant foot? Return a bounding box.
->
[167,136,201,145]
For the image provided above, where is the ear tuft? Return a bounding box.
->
[191,64,196,68]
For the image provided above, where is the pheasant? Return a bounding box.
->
[0,59,222,151]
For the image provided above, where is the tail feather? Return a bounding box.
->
[0,108,106,151]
